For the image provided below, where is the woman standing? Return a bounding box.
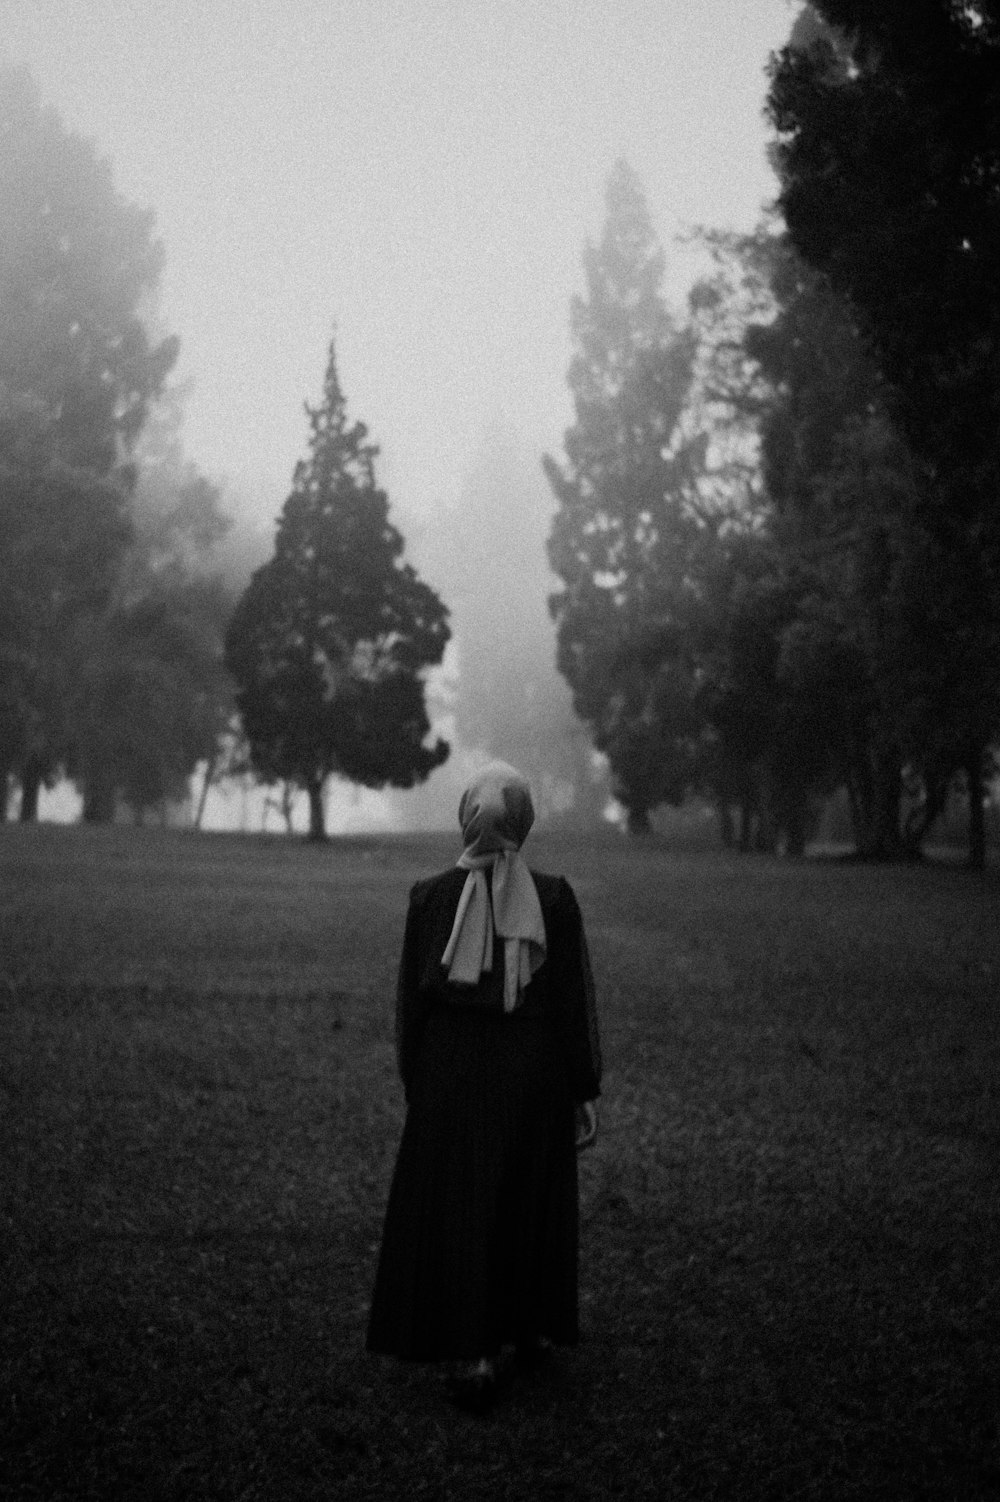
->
[366,762,602,1413]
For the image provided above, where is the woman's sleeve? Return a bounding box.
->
[550,878,603,1104]
[395,883,431,1100]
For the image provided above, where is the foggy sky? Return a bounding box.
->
[3,0,796,531]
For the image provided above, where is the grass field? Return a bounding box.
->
[2,824,998,1500]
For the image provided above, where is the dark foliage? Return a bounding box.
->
[64,396,237,825]
[0,68,178,477]
[742,237,925,858]
[225,340,449,839]
[67,576,233,823]
[0,68,179,816]
[0,458,132,818]
[767,1,1000,867]
[544,162,707,831]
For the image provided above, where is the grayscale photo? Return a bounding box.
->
[2,1,998,1497]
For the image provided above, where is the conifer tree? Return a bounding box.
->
[543,161,704,832]
[768,0,1000,867]
[225,340,449,838]
[0,68,178,817]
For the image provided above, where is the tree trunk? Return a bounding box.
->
[306,778,327,842]
[738,796,753,852]
[82,777,116,824]
[845,779,862,849]
[193,754,217,830]
[966,742,986,873]
[782,790,807,858]
[18,758,44,823]
[849,745,903,860]
[874,761,904,859]
[717,803,735,849]
[626,805,651,836]
[753,771,777,853]
[845,757,872,854]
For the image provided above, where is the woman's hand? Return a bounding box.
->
[575,1100,598,1151]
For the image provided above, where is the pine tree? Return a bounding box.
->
[0,68,179,818]
[767,0,1000,867]
[225,340,449,838]
[543,161,704,831]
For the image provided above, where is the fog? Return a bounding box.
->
[391,427,608,829]
[4,0,797,831]
[167,431,604,835]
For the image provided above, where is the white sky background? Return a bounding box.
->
[3,0,798,531]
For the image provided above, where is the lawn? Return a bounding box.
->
[2,824,998,1500]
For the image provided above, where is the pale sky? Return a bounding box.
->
[3,0,797,529]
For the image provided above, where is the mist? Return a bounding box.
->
[3,0,798,832]
[392,427,608,831]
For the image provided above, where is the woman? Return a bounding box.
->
[366,762,602,1413]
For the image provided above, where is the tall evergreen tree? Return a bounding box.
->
[743,236,919,857]
[0,68,178,818]
[0,458,130,818]
[692,226,960,860]
[767,1,1000,867]
[225,340,449,839]
[543,161,706,831]
[0,68,178,477]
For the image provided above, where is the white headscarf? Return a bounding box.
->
[440,761,547,1011]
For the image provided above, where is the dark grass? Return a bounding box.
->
[2,824,999,1500]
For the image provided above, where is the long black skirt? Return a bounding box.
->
[366,1004,579,1362]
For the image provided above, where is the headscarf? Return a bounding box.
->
[440,761,547,1011]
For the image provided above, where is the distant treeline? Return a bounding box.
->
[542,4,1000,869]
[2,0,999,866]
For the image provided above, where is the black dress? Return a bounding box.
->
[366,866,602,1362]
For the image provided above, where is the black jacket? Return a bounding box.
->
[395,866,602,1105]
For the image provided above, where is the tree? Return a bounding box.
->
[0,455,130,818]
[57,379,238,825]
[769,1,1000,466]
[126,380,233,582]
[544,161,708,832]
[767,2,1000,866]
[0,69,178,475]
[225,339,449,840]
[692,224,973,861]
[0,68,178,816]
[741,236,919,857]
[67,575,232,823]
[683,228,837,854]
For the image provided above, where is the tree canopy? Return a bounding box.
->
[225,340,449,839]
[546,120,999,863]
[0,68,179,818]
[0,68,177,477]
[769,0,1000,467]
[543,161,708,831]
[0,459,129,816]
[766,0,1000,866]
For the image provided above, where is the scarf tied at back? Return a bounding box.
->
[441,763,547,1011]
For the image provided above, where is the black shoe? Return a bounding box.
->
[445,1370,497,1416]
